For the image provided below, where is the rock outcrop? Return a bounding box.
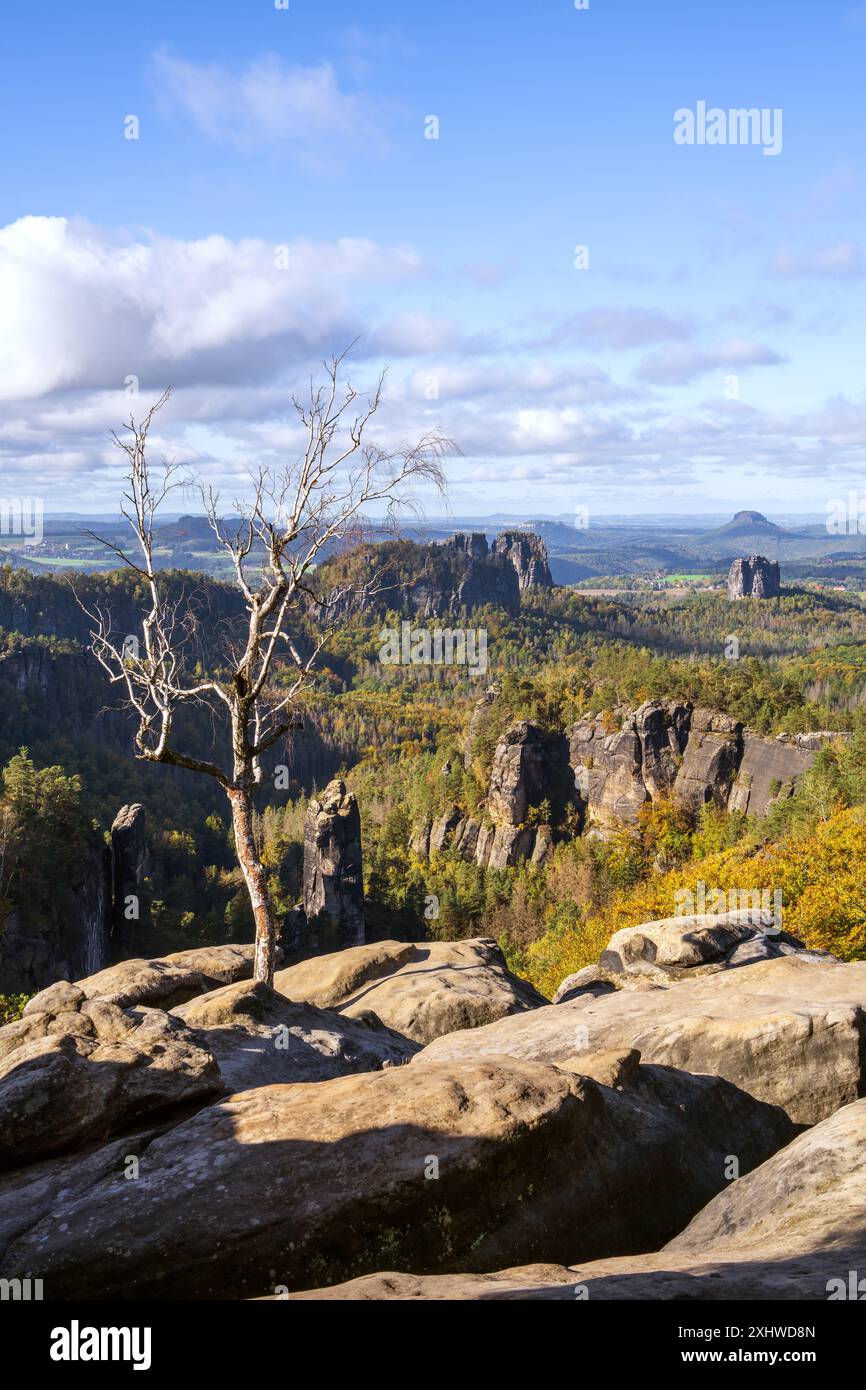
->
[0,1052,791,1299]
[26,943,264,1013]
[671,708,741,810]
[111,803,147,956]
[419,955,866,1127]
[568,699,841,830]
[463,684,498,770]
[0,991,221,1168]
[302,779,365,951]
[173,979,418,1092]
[553,908,830,999]
[491,532,554,590]
[420,721,573,869]
[727,554,781,600]
[275,937,545,1045]
[445,533,521,613]
[3,926,864,1304]
[487,721,549,825]
[0,834,112,996]
[727,731,820,815]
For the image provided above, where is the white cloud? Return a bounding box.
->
[0,216,423,401]
[0,218,861,510]
[539,306,693,350]
[151,51,382,163]
[636,339,784,385]
[401,362,632,404]
[770,241,864,277]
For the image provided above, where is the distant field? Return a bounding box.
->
[664,573,713,582]
[25,555,116,570]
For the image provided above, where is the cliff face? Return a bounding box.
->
[111,805,147,958]
[321,529,553,621]
[415,701,844,871]
[0,833,111,994]
[434,530,553,611]
[491,532,554,591]
[569,700,841,831]
[727,555,781,600]
[421,721,574,870]
[302,779,365,950]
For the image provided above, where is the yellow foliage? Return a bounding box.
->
[525,806,866,996]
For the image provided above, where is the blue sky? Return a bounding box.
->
[1,0,865,517]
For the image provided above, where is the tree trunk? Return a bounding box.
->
[227,786,278,985]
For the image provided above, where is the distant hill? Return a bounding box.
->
[706,510,788,540]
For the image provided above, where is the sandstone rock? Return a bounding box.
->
[473,823,496,866]
[410,821,431,857]
[552,966,620,1004]
[0,1054,791,1299]
[486,824,535,870]
[429,806,463,853]
[569,701,833,830]
[487,721,547,825]
[276,937,545,1045]
[672,708,741,810]
[597,908,828,982]
[22,979,85,1017]
[555,1048,640,1089]
[668,1095,866,1261]
[633,700,690,800]
[569,717,647,828]
[111,803,147,954]
[274,941,419,1010]
[419,955,866,1126]
[449,531,488,560]
[303,779,364,950]
[286,1265,581,1300]
[727,554,781,600]
[25,943,262,1014]
[464,685,497,770]
[287,1245,856,1300]
[728,731,818,816]
[0,996,221,1168]
[491,532,554,590]
[530,825,555,864]
[455,817,480,859]
[535,1093,866,1298]
[290,1097,866,1302]
[444,533,520,614]
[173,980,417,1092]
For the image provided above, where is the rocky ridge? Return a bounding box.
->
[415,700,843,868]
[2,907,866,1300]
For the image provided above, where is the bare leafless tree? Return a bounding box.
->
[82,353,451,984]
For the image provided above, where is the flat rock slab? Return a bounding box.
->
[0,996,221,1168]
[0,1054,790,1299]
[273,941,419,1010]
[291,1096,866,1301]
[668,1094,866,1259]
[173,980,418,1091]
[286,1246,861,1301]
[418,956,866,1126]
[276,937,545,1045]
[26,945,262,1014]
